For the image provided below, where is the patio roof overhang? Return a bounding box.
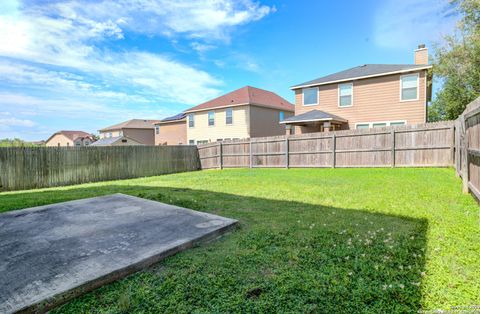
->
[280,109,348,125]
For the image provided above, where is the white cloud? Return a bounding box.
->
[0,0,272,139]
[373,0,459,49]
[0,117,36,128]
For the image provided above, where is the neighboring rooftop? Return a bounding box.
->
[156,113,186,124]
[99,119,161,132]
[90,136,142,146]
[291,64,432,89]
[280,109,347,124]
[46,131,93,143]
[184,86,294,113]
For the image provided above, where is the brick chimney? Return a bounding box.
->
[414,44,428,65]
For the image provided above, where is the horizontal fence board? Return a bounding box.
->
[197,121,455,170]
[0,146,200,191]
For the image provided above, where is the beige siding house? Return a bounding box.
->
[154,113,187,145]
[283,45,432,134]
[184,86,294,144]
[45,131,94,147]
[98,119,160,146]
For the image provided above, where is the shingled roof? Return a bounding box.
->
[184,86,294,113]
[99,119,161,132]
[291,64,432,89]
[46,130,93,143]
[280,110,347,124]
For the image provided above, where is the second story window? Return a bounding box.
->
[401,74,419,101]
[155,126,160,135]
[188,114,195,128]
[226,108,233,125]
[279,111,285,121]
[208,111,215,126]
[339,83,353,107]
[302,87,318,106]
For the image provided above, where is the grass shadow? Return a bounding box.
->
[0,185,428,313]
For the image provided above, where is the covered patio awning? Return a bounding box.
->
[280,109,347,125]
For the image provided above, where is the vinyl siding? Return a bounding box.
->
[249,105,293,138]
[294,70,427,130]
[187,106,250,143]
[123,129,155,145]
[155,121,187,145]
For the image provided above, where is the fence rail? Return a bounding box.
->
[0,145,200,191]
[456,97,480,201]
[198,121,455,170]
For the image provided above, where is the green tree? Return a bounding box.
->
[429,0,480,121]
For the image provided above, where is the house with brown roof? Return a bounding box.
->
[184,86,294,144]
[154,113,187,145]
[45,131,95,147]
[282,45,432,134]
[98,119,161,146]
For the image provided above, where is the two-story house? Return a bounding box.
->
[282,45,432,133]
[184,86,294,144]
[97,119,160,146]
[154,113,187,145]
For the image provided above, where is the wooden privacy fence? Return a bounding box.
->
[456,97,480,201]
[198,121,455,169]
[0,145,200,191]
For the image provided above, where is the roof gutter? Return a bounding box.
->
[290,65,432,90]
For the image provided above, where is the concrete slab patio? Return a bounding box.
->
[0,193,238,313]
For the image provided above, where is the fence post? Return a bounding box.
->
[285,137,289,169]
[450,124,455,167]
[332,134,336,168]
[249,140,253,168]
[219,142,223,170]
[391,129,396,167]
[460,115,469,193]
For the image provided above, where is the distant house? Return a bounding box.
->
[154,113,187,145]
[282,45,432,134]
[184,86,294,144]
[98,119,160,146]
[45,131,95,147]
[90,135,143,146]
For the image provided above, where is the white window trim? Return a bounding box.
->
[208,111,215,127]
[302,87,319,106]
[355,120,407,129]
[400,73,419,102]
[338,83,353,108]
[188,114,195,128]
[225,108,233,125]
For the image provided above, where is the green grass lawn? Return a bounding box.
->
[1,168,478,313]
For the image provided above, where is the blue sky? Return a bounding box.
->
[0,0,458,141]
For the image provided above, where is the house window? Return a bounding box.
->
[189,140,195,145]
[119,131,123,136]
[356,124,369,129]
[108,132,112,138]
[226,108,233,125]
[197,140,209,145]
[372,123,387,128]
[75,141,81,147]
[216,139,223,142]
[155,126,160,134]
[339,83,353,107]
[279,111,285,122]
[302,87,318,106]
[188,114,195,128]
[390,121,405,127]
[401,74,419,101]
[208,111,215,126]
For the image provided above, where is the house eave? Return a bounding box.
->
[290,65,432,90]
